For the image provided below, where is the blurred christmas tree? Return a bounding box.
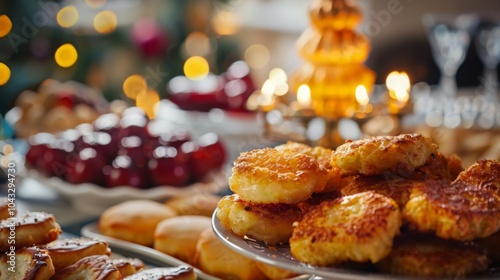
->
[0,0,244,115]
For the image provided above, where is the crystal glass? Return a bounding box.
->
[475,19,500,103]
[422,13,479,100]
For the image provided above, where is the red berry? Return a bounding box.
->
[104,155,149,188]
[65,147,106,184]
[181,141,212,181]
[197,132,227,169]
[148,146,190,187]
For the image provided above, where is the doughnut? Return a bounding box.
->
[376,232,489,277]
[194,228,268,280]
[43,237,109,271]
[0,246,55,280]
[0,212,61,252]
[229,147,328,204]
[290,191,402,266]
[51,255,121,280]
[216,194,303,245]
[154,215,212,265]
[111,258,145,278]
[98,200,177,246]
[123,266,195,280]
[403,179,500,241]
[332,133,438,176]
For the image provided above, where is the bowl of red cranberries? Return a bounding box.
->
[21,107,229,214]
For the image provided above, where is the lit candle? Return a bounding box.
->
[355,85,369,112]
[294,84,314,117]
[386,71,410,113]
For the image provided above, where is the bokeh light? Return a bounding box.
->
[57,6,79,28]
[212,11,240,36]
[136,89,160,119]
[244,44,270,69]
[2,144,13,155]
[185,32,211,56]
[94,10,117,34]
[269,68,287,83]
[183,56,209,80]
[123,75,147,100]
[85,0,107,8]
[0,15,12,38]
[0,63,11,86]
[55,44,78,68]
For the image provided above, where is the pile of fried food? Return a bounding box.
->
[0,205,196,280]
[97,196,298,280]
[216,133,500,278]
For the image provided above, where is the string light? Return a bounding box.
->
[183,56,209,80]
[94,10,117,34]
[0,63,11,86]
[57,6,79,28]
[136,89,160,119]
[0,15,12,38]
[55,44,78,68]
[123,75,147,100]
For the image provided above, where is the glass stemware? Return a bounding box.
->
[422,13,479,101]
[475,19,500,103]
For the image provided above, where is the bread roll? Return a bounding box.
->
[154,215,211,265]
[99,200,177,246]
[194,228,267,280]
[165,194,221,217]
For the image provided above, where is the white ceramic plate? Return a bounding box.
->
[21,167,229,216]
[211,210,500,280]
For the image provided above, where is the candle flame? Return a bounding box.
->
[386,71,410,101]
[355,85,369,106]
[297,84,311,107]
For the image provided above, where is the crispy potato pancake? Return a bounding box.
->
[275,141,353,193]
[456,159,500,194]
[290,191,402,266]
[229,147,328,204]
[216,194,303,245]
[341,174,425,209]
[377,232,489,277]
[403,179,500,241]
[417,152,464,180]
[332,133,438,176]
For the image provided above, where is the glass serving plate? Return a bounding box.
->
[211,210,500,280]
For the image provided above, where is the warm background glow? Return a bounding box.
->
[0,15,12,38]
[184,32,211,57]
[244,44,270,69]
[183,56,210,80]
[123,74,147,100]
[55,44,78,68]
[94,10,117,34]
[57,6,79,28]
[85,0,107,8]
[136,89,160,119]
[0,63,11,86]
[212,11,240,36]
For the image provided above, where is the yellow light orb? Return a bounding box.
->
[212,11,240,36]
[123,75,147,100]
[185,32,211,56]
[0,15,12,38]
[57,6,79,28]
[269,68,288,83]
[136,89,160,119]
[244,44,270,69]
[183,56,209,80]
[55,44,78,68]
[94,10,117,34]
[85,0,107,8]
[0,63,11,86]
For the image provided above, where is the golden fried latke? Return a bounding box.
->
[290,191,402,266]
[275,142,351,193]
[403,179,500,241]
[340,174,424,209]
[456,159,500,194]
[216,194,303,245]
[229,147,328,204]
[332,134,438,176]
[377,232,489,277]
[417,152,463,180]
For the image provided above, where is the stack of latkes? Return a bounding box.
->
[217,133,500,278]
